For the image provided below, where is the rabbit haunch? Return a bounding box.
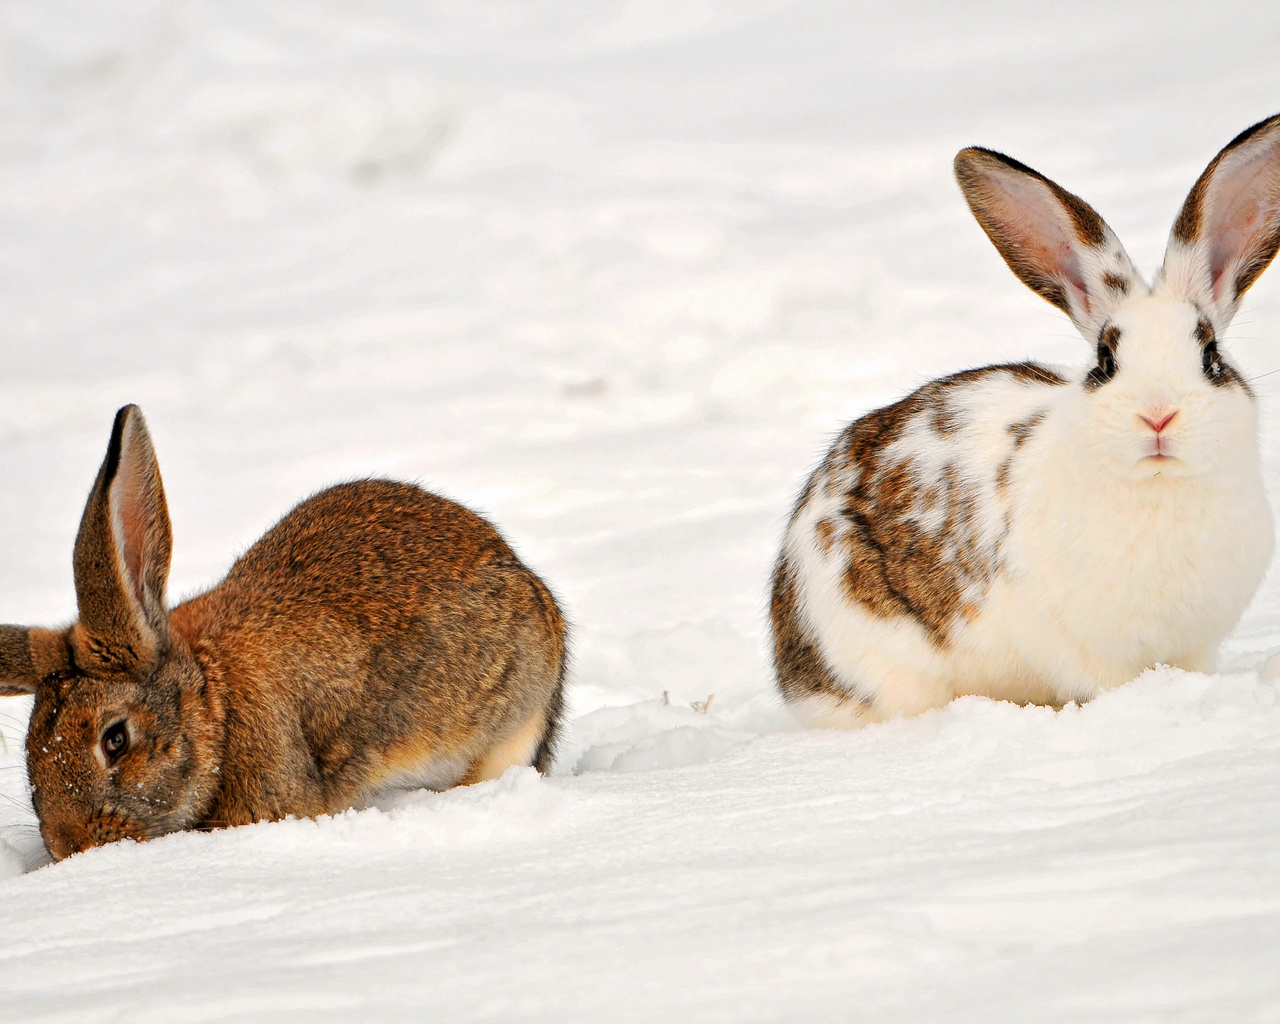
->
[0,407,567,861]
[781,364,1062,648]
[773,114,1280,728]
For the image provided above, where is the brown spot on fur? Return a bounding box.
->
[814,518,836,555]
[773,366,1062,678]
[931,403,960,436]
[829,448,989,647]
[996,409,1045,494]
[828,369,1056,645]
[770,557,872,709]
[995,458,1012,493]
[1007,409,1046,448]
[1002,362,1067,387]
[1102,272,1130,295]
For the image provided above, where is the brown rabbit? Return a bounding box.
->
[0,406,568,861]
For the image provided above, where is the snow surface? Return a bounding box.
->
[2,1,1280,1020]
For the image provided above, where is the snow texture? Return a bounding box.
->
[2,1,1280,1020]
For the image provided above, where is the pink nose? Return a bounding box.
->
[1139,411,1177,433]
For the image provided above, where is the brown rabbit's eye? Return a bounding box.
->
[101,721,129,764]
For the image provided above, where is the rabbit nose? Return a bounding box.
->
[1139,410,1178,433]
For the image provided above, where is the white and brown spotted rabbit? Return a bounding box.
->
[773,115,1280,727]
[0,406,567,859]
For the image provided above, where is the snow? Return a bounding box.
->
[2,1,1280,1020]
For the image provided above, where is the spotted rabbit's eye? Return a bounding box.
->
[1088,342,1117,386]
[1202,340,1222,381]
[101,721,129,764]
[1083,325,1121,390]
[1096,345,1116,379]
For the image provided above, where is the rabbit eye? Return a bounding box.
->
[101,721,129,764]
[1202,341,1222,380]
[1084,326,1122,390]
[1093,343,1117,383]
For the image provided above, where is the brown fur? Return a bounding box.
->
[772,364,1060,683]
[836,367,1056,644]
[1,406,568,859]
[1006,409,1044,448]
[996,410,1046,493]
[0,626,35,695]
[769,557,868,710]
[1102,272,1130,296]
[835,454,982,646]
[814,518,836,555]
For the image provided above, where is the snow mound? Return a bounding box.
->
[567,700,754,774]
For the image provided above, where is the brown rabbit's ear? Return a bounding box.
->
[955,147,1145,340]
[0,625,38,695]
[1158,113,1280,332]
[73,406,172,673]
[0,627,71,695]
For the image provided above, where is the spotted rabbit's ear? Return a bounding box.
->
[1158,114,1280,333]
[72,405,172,675]
[955,147,1145,341]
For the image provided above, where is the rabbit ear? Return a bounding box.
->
[1158,114,1280,331]
[0,625,37,696]
[955,147,1144,339]
[73,406,172,672]
[0,626,71,695]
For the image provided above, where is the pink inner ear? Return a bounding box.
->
[1049,239,1091,314]
[990,171,1092,313]
[1204,144,1280,302]
[1209,195,1271,302]
[119,507,148,609]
